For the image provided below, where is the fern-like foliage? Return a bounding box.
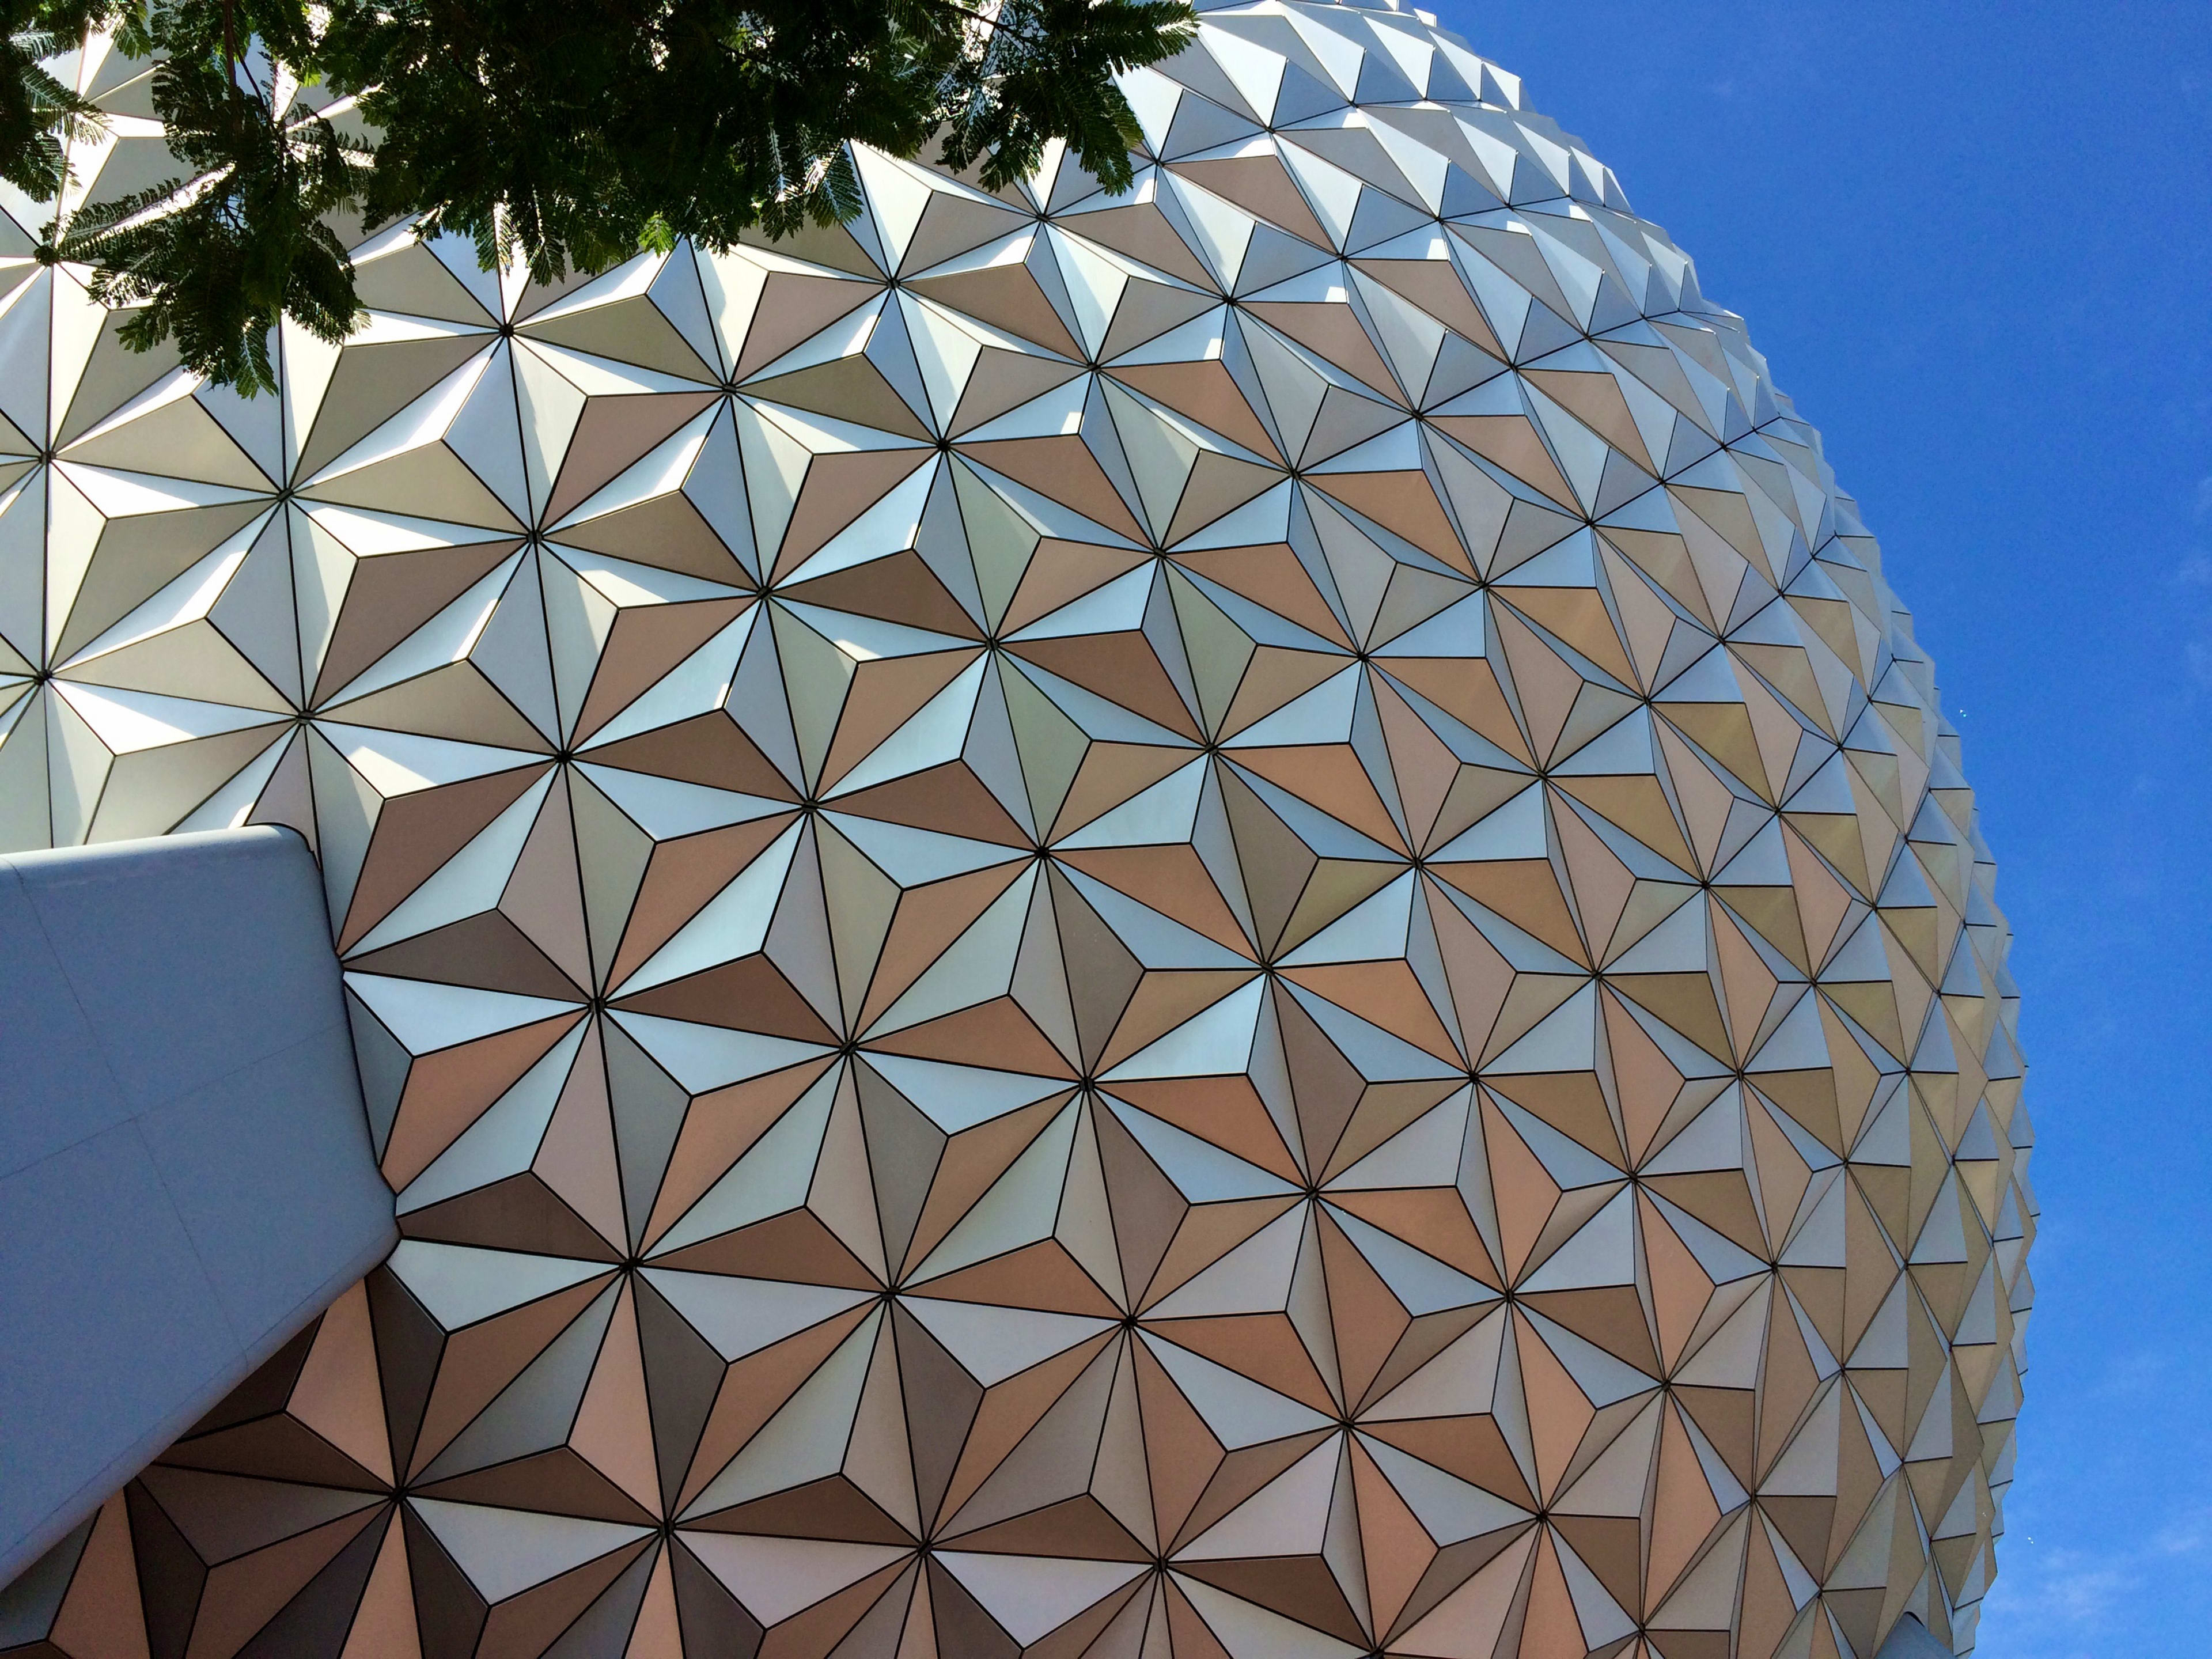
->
[2,0,1198,391]
[1,1,118,196]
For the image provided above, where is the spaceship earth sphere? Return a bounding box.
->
[0,4,2033,1657]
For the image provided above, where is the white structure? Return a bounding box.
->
[0,5,2030,1656]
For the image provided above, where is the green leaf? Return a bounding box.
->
[6,0,1198,390]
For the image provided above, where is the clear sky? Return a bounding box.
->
[1431,3,2212,1653]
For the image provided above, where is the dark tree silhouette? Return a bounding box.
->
[2,0,1196,391]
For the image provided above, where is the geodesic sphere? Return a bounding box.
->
[0,5,2031,1657]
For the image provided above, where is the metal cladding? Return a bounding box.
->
[0,5,2033,1657]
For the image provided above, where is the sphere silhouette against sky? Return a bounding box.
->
[0,3,2031,1656]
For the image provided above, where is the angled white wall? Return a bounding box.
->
[0,828,394,1585]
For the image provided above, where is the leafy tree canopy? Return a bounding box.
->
[1,0,1196,391]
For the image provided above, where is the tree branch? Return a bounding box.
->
[913,0,1004,32]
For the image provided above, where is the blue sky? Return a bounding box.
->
[1440,2,2212,1653]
